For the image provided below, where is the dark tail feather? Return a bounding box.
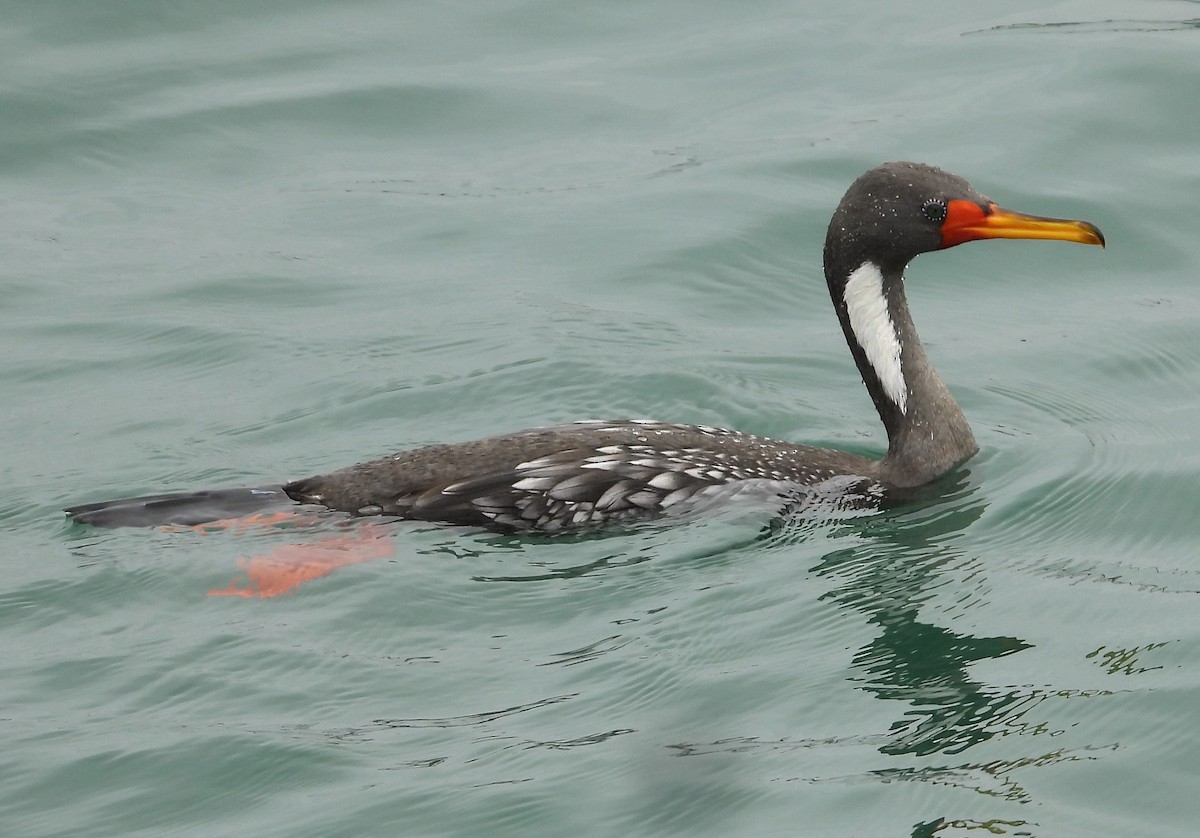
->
[65,486,297,528]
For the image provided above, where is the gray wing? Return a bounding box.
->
[281,420,865,532]
[402,445,735,532]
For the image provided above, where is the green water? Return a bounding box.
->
[4,1,1199,835]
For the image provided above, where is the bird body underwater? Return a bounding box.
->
[65,162,1104,533]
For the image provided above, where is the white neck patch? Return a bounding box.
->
[843,262,907,414]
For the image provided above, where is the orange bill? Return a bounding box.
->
[941,199,1104,249]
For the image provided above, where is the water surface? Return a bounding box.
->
[3,1,1199,835]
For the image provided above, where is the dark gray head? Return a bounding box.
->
[823,161,1104,283]
[824,162,985,278]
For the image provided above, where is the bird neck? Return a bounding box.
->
[831,261,977,487]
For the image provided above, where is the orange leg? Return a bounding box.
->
[204,521,396,598]
[172,510,313,534]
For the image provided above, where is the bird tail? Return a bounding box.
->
[64,486,297,529]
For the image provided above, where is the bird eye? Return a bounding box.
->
[922,199,947,222]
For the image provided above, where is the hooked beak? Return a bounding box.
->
[941,200,1105,249]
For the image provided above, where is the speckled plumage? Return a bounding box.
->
[283,419,880,532]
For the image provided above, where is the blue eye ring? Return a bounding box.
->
[922,198,947,222]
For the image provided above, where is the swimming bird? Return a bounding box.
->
[65,162,1104,532]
